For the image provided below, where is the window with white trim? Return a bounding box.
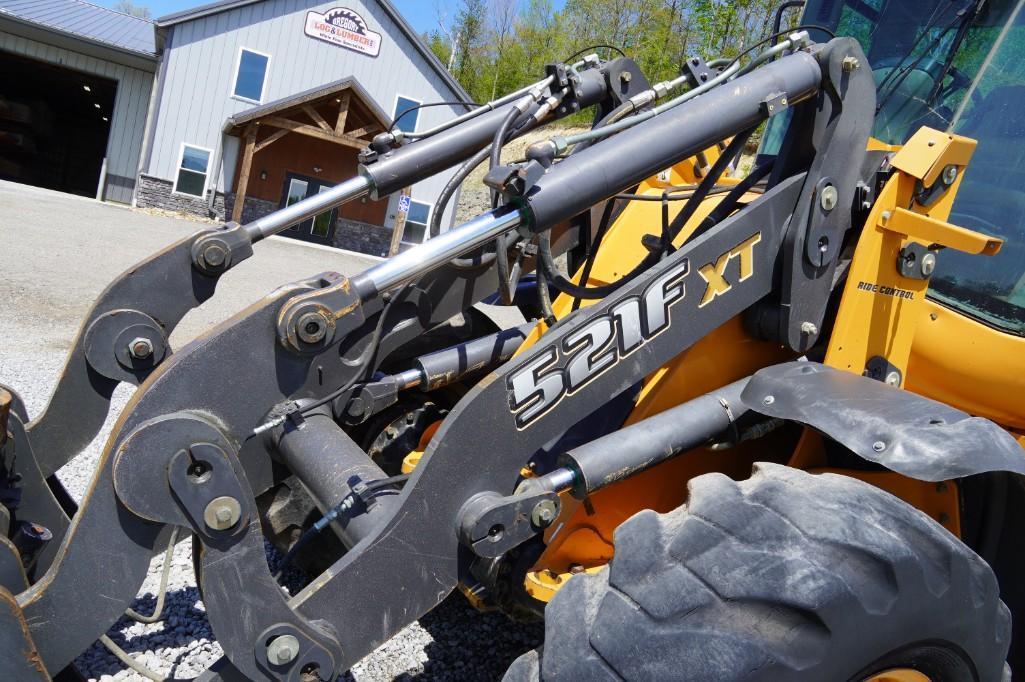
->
[174,144,211,197]
[392,95,421,133]
[402,199,432,244]
[233,48,270,102]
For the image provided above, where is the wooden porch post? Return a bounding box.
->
[387,186,412,256]
[335,91,351,135]
[231,124,258,223]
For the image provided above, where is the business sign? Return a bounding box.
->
[305,7,382,57]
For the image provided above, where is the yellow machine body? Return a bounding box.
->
[507,127,1022,600]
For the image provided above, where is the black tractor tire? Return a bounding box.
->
[505,463,1010,681]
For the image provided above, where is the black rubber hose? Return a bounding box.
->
[430,146,491,239]
[491,106,524,303]
[572,99,637,154]
[433,113,535,272]
[539,129,754,300]
[491,105,521,173]
[687,160,774,242]
[274,474,410,581]
[663,128,755,239]
[772,1,806,42]
[571,197,619,311]
[535,260,558,326]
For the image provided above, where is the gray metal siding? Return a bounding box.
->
[0,29,154,200]
[149,0,465,228]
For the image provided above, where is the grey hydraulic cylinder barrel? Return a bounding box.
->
[275,411,399,548]
[523,49,823,230]
[557,378,749,496]
[361,67,610,199]
[361,105,532,199]
[414,323,531,391]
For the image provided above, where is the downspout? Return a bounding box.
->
[134,25,171,207]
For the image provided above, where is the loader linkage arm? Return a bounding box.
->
[14,56,630,487]
[0,38,893,681]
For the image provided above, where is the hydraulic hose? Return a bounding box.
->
[403,75,554,140]
[430,146,492,239]
[536,128,754,300]
[546,33,808,154]
[689,161,774,241]
[491,106,524,304]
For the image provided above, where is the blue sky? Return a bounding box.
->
[95,1,489,33]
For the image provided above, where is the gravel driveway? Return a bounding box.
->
[0,181,540,680]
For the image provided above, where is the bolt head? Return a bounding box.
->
[203,243,227,268]
[203,495,241,531]
[942,165,958,185]
[920,252,937,277]
[800,321,819,336]
[872,441,886,452]
[296,311,330,344]
[884,371,901,386]
[762,395,775,406]
[842,56,861,72]
[531,500,558,528]
[128,337,154,360]
[267,634,300,666]
[820,185,838,212]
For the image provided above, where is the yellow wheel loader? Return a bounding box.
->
[0,0,1023,679]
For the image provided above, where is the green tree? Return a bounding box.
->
[114,0,151,19]
[453,0,489,100]
[423,29,453,67]
[433,0,793,109]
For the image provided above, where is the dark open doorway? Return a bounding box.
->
[0,50,117,197]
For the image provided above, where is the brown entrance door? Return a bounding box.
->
[279,172,337,245]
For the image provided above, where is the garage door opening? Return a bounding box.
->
[0,51,117,197]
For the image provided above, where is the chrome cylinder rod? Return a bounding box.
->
[243,174,372,242]
[351,205,523,297]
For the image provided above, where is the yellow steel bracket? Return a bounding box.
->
[824,127,1003,384]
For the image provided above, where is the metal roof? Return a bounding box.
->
[155,0,470,102]
[0,0,156,57]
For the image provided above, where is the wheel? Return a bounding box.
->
[505,463,1010,681]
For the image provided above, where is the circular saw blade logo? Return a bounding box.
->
[305,6,382,58]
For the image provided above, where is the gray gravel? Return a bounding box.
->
[0,181,541,680]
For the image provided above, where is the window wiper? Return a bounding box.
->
[876,0,983,114]
[926,0,985,103]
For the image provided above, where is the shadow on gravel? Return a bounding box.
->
[399,595,544,681]
[74,585,219,680]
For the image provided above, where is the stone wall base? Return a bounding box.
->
[136,174,227,219]
[137,175,400,257]
[333,218,394,256]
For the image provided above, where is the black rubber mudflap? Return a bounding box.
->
[507,463,1011,681]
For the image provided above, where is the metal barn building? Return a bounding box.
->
[0,0,158,204]
[0,0,470,255]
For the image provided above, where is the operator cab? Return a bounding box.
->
[769,0,1025,334]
